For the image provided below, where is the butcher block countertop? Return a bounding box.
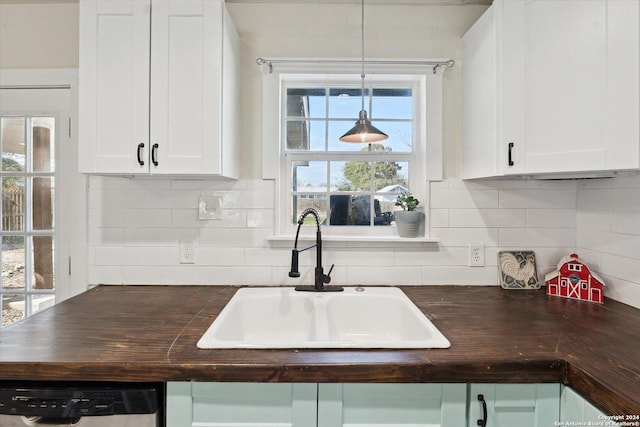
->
[0,285,638,416]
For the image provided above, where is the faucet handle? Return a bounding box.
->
[323,264,335,284]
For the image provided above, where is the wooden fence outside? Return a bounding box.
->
[2,189,24,231]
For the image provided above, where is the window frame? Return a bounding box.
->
[261,62,444,240]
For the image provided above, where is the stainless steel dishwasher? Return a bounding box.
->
[0,382,162,426]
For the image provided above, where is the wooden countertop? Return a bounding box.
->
[0,285,638,416]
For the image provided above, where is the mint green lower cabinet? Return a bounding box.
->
[167,382,466,427]
[468,384,561,427]
[318,383,467,427]
[166,382,317,427]
[561,386,616,425]
[167,382,595,427]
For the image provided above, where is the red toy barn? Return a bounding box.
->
[545,253,605,304]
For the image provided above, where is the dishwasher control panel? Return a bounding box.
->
[0,384,159,418]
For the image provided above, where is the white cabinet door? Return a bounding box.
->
[318,383,467,427]
[461,6,500,179]
[79,0,151,174]
[502,0,640,175]
[560,386,617,425]
[503,0,608,174]
[150,0,224,175]
[166,382,318,427]
[462,0,640,178]
[468,384,560,427]
[80,0,240,177]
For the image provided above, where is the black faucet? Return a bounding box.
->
[288,208,343,292]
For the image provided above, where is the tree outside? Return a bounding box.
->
[339,144,407,191]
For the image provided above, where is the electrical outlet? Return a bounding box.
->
[469,243,485,267]
[180,241,195,264]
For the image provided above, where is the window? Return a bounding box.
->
[0,71,86,327]
[262,64,444,239]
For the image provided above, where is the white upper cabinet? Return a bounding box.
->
[462,0,640,178]
[79,0,240,177]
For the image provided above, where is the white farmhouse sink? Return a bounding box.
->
[197,287,450,349]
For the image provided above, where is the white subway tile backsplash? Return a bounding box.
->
[199,228,272,247]
[577,230,640,259]
[499,189,576,209]
[576,210,611,232]
[601,253,640,284]
[429,209,449,227]
[421,266,498,285]
[196,247,245,266]
[499,227,575,248]
[611,210,640,235]
[345,266,423,285]
[431,227,500,246]
[246,209,275,228]
[525,209,576,228]
[431,188,499,209]
[449,208,526,228]
[84,175,640,309]
[125,228,198,247]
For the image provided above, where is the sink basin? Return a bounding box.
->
[197,287,450,349]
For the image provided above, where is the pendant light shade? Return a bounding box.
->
[339,0,388,144]
[339,110,388,143]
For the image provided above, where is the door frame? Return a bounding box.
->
[0,68,87,302]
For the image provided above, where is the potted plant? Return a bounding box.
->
[394,191,424,238]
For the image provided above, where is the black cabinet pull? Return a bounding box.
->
[508,142,515,166]
[477,394,488,427]
[151,143,159,166]
[137,143,145,166]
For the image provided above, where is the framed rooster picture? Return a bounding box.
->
[498,251,540,289]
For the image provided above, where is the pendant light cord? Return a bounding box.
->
[360,0,365,112]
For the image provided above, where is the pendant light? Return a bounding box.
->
[339,0,388,144]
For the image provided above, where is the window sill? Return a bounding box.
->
[267,234,440,248]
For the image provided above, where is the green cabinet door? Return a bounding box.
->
[468,384,560,427]
[318,383,467,427]
[561,386,616,425]
[166,382,317,427]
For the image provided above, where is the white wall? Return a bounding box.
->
[0,2,78,69]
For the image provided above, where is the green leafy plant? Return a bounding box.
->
[394,191,420,211]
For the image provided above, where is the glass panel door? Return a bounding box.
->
[1,114,56,325]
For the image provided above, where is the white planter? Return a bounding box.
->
[394,210,424,238]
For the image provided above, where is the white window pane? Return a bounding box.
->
[32,117,55,173]
[2,177,25,232]
[328,87,366,119]
[376,121,413,152]
[2,236,25,291]
[32,236,54,290]
[32,177,54,231]
[293,194,327,225]
[371,88,413,119]
[286,88,326,119]
[374,161,409,192]
[293,161,327,190]
[332,160,370,192]
[1,294,24,326]
[1,117,26,171]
